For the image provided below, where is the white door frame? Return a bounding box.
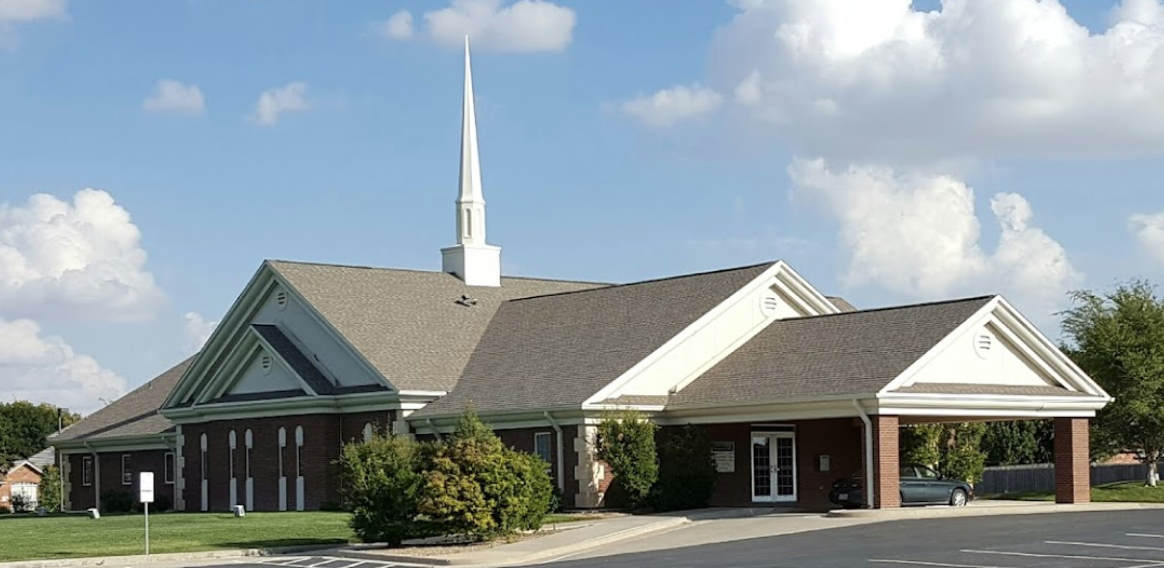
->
[750,431,797,503]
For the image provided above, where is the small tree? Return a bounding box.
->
[1062,280,1164,486]
[338,434,423,547]
[900,425,942,470]
[38,465,62,512]
[650,424,716,512]
[595,409,658,509]
[899,423,987,485]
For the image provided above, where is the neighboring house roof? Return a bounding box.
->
[667,296,996,407]
[268,261,607,392]
[26,447,55,470]
[412,262,776,417]
[52,357,195,444]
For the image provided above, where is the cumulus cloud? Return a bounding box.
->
[381,10,413,40]
[0,0,65,22]
[182,311,218,355]
[788,158,1080,315]
[1130,211,1164,264]
[621,84,724,127]
[142,80,205,114]
[709,0,1164,163]
[0,188,164,320]
[383,0,575,53]
[0,317,126,415]
[252,82,309,126]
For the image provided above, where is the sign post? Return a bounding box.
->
[139,472,154,557]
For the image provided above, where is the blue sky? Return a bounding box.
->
[2,0,1164,414]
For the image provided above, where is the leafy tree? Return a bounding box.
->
[1061,280,1164,486]
[899,423,987,485]
[0,402,80,465]
[982,420,1053,466]
[338,434,423,547]
[650,424,717,512]
[900,425,942,469]
[38,465,63,513]
[595,410,658,509]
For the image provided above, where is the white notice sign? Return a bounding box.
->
[711,442,735,473]
[139,472,155,503]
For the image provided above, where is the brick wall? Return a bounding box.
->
[66,450,175,511]
[1,464,42,511]
[871,415,900,509]
[1054,417,1090,504]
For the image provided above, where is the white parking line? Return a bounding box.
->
[1131,534,1164,539]
[869,560,1010,568]
[1046,540,1164,552]
[963,548,1164,565]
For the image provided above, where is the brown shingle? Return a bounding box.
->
[268,261,607,392]
[669,296,995,407]
[413,263,775,417]
[51,357,195,443]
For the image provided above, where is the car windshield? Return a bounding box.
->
[916,466,939,479]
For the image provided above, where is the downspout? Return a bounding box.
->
[426,419,442,441]
[544,412,566,493]
[851,399,875,509]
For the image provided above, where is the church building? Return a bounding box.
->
[50,38,1111,513]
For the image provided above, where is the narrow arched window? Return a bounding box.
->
[228,430,237,480]
[363,422,374,442]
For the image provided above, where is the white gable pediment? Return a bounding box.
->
[901,321,1061,389]
[229,348,305,396]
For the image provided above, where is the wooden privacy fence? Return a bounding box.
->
[977,462,1150,495]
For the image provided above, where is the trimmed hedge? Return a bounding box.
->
[651,424,717,511]
[596,410,659,509]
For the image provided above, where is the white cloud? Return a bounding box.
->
[142,80,205,114]
[710,0,1164,163]
[621,84,725,127]
[252,82,309,126]
[0,188,164,321]
[182,311,218,355]
[381,10,414,40]
[0,0,65,22]
[385,0,575,53]
[1130,211,1164,264]
[0,317,126,415]
[788,158,1080,315]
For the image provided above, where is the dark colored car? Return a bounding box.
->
[828,464,974,508]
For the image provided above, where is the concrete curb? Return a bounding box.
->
[827,501,1164,520]
[0,544,339,568]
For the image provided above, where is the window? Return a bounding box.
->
[121,455,132,485]
[245,429,253,479]
[295,425,304,478]
[363,422,374,443]
[534,432,552,464]
[164,452,175,484]
[82,456,93,486]
[278,427,286,477]
[200,433,208,482]
[229,430,237,480]
[917,466,940,480]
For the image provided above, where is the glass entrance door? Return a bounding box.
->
[751,432,797,503]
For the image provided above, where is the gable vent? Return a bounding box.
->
[759,294,781,317]
[260,354,273,374]
[973,332,994,359]
[275,290,288,310]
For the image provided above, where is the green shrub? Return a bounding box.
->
[9,492,32,513]
[650,424,716,512]
[100,489,134,513]
[339,434,424,547]
[418,410,554,541]
[37,465,62,512]
[596,410,658,509]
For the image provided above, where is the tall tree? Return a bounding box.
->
[1061,280,1164,486]
[0,401,80,465]
[982,420,1054,466]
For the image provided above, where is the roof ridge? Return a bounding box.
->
[788,295,997,321]
[506,261,779,303]
[266,258,612,286]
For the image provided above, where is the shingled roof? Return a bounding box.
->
[52,357,195,444]
[412,262,776,418]
[668,296,995,407]
[268,261,607,393]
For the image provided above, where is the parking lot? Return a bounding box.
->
[871,532,1164,567]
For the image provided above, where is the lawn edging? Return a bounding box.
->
[0,543,337,568]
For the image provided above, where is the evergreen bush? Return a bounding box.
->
[650,424,716,511]
[338,434,424,547]
[596,409,658,509]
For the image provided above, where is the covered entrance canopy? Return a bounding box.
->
[653,295,1111,509]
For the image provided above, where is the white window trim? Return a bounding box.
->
[534,432,552,464]
[82,456,93,487]
[121,454,132,486]
[164,452,175,485]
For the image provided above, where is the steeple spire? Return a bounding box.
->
[442,35,501,287]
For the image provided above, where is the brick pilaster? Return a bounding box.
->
[1054,417,1090,504]
[871,415,900,509]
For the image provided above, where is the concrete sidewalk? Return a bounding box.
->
[827,498,1164,520]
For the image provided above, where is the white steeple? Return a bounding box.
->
[441,35,501,287]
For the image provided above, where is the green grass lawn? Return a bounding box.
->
[0,511,355,562]
[986,480,1164,502]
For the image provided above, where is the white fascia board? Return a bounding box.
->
[407,406,591,428]
[872,394,1108,414]
[166,264,274,408]
[993,297,1111,399]
[394,390,449,400]
[581,404,667,413]
[661,399,865,425]
[56,434,175,454]
[586,261,839,405]
[879,297,1001,395]
[165,390,405,423]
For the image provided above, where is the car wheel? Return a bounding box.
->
[949,488,968,507]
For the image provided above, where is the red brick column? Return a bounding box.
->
[1054,417,1090,504]
[871,415,900,509]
